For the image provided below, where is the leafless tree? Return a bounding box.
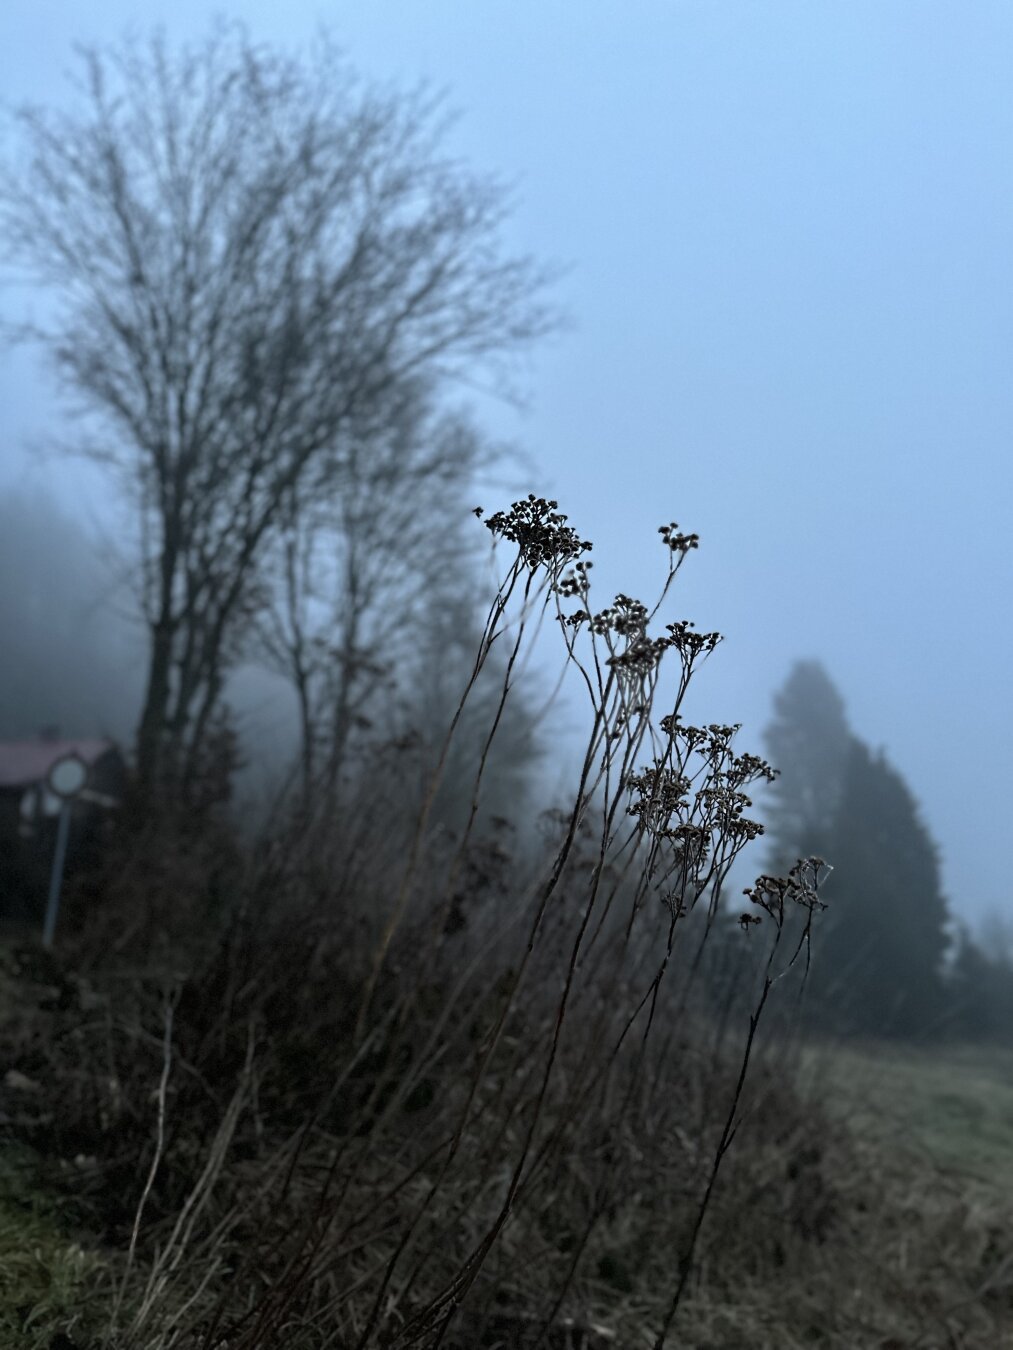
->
[1,24,553,801]
[256,376,488,807]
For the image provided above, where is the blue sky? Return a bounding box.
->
[2,2,1011,924]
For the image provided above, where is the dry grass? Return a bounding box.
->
[2,949,1012,1348]
[0,499,1009,1350]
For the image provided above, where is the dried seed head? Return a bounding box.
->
[483,495,592,570]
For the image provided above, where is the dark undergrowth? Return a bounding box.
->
[1,500,1009,1349]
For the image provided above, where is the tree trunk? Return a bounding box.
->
[135,616,174,798]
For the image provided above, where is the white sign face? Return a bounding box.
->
[46,754,88,799]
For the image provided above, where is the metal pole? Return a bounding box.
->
[43,801,71,950]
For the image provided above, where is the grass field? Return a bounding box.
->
[775,1038,1013,1349]
[804,1039,1013,1189]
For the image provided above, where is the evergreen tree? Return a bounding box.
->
[763,663,951,1038]
[948,921,1013,1043]
[763,660,851,870]
[815,740,951,1037]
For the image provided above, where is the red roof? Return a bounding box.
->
[0,739,117,790]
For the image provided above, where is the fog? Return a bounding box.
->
[3,11,1013,1346]
[3,2,1011,926]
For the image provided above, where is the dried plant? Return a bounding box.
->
[3,496,842,1350]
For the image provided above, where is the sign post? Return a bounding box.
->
[42,753,88,950]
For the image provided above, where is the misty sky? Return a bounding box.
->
[1,3,1011,925]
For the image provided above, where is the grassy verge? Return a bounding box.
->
[1,991,1011,1349]
[0,1141,107,1350]
[0,497,1009,1347]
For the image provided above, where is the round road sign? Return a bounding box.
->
[46,754,88,800]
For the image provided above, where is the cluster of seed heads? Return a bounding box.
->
[591,594,648,636]
[664,620,722,659]
[659,521,700,552]
[606,634,673,675]
[696,784,766,842]
[479,496,592,571]
[625,725,778,874]
[555,558,593,602]
[625,764,692,834]
[681,725,777,784]
[474,495,830,944]
[740,857,832,929]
